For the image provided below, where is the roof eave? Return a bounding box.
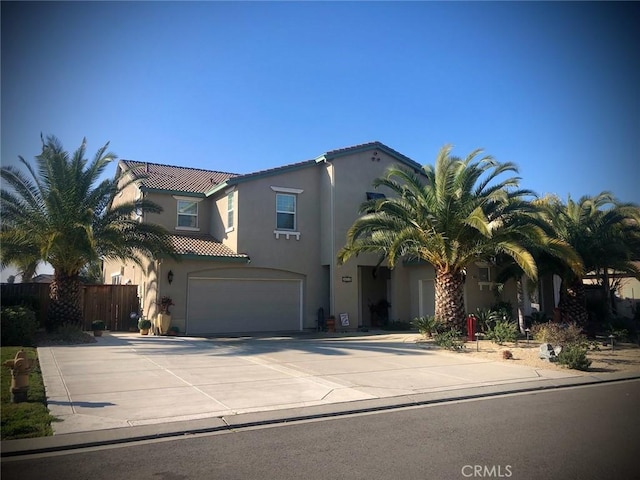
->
[140,187,206,198]
[205,181,231,196]
[317,142,422,171]
[177,254,250,263]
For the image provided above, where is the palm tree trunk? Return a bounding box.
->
[602,268,613,318]
[516,276,526,334]
[434,269,466,329]
[47,271,83,331]
[558,278,589,325]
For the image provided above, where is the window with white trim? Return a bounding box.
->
[227,192,234,230]
[177,199,198,229]
[478,266,490,282]
[276,193,296,230]
[111,274,122,285]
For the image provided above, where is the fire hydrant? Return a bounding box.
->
[3,350,35,403]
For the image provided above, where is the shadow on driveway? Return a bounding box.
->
[88,332,435,359]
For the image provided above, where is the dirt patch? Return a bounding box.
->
[419,338,640,375]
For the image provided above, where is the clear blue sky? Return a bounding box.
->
[2,1,639,202]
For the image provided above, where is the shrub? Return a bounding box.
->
[605,316,635,342]
[1,306,38,346]
[138,318,152,330]
[433,328,465,350]
[556,344,591,371]
[474,308,501,333]
[491,301,514,321]
[531,322,586,346]
[411,316,442,337]
[487,319,519,344]
[91,320,106,331]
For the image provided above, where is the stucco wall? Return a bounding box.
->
[234,165,326,327]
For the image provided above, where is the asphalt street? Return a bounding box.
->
[2,379,639,480]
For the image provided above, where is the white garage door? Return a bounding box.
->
[187,277,303,335]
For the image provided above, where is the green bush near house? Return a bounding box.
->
[138,318,152,330]
[556,344,591,371]
[91,320,106,331]
[411,316,442,337]
[433,328,465,350]
[486,319,519,345]
[1,306,38,346]
[474,308,501,333]
[531,322,586,346]
[1,347,56,439]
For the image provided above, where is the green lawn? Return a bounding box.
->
[1,346,57,439]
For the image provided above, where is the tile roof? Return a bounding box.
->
[169,234,249,260]
[121,160,239,194]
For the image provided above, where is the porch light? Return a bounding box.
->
[167,270,174,284]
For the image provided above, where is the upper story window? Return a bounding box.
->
[276,193,296,230]
[475,261,493,290]
[227,192,234,230]
[271,186,304,240]
[478,266,490,282]
[173,196,203,231]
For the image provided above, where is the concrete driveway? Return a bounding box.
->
[37,332,581,436]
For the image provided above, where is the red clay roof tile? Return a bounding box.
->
[121,160,238,194]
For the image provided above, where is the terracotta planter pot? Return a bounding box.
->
[157,313,172,335]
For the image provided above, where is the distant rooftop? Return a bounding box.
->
[120,160,239,194]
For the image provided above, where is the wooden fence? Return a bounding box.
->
[1,283,140,331]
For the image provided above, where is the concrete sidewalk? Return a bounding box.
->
[3,332,639,456]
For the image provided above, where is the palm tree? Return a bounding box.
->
[495,233,583,333]
[1,135,176,330]
[337,145,568,330]
[537,193,640,324]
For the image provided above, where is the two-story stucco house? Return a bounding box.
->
[103,142,520,335]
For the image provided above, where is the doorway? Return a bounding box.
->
[359,266,391,328]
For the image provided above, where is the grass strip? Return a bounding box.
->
[1,346,57,439]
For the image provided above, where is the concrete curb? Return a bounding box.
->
[3,373,639,458]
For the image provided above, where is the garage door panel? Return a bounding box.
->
[188,278,302,334]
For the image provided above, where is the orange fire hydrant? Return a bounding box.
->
[3,350,35,403]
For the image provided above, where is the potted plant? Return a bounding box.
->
[156,296,174,335]
[167,325,179,336]
[91,320,106,337]
[138,318,152,335]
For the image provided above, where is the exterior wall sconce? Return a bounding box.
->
[341,276,352,283]
[167,270,174,284]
